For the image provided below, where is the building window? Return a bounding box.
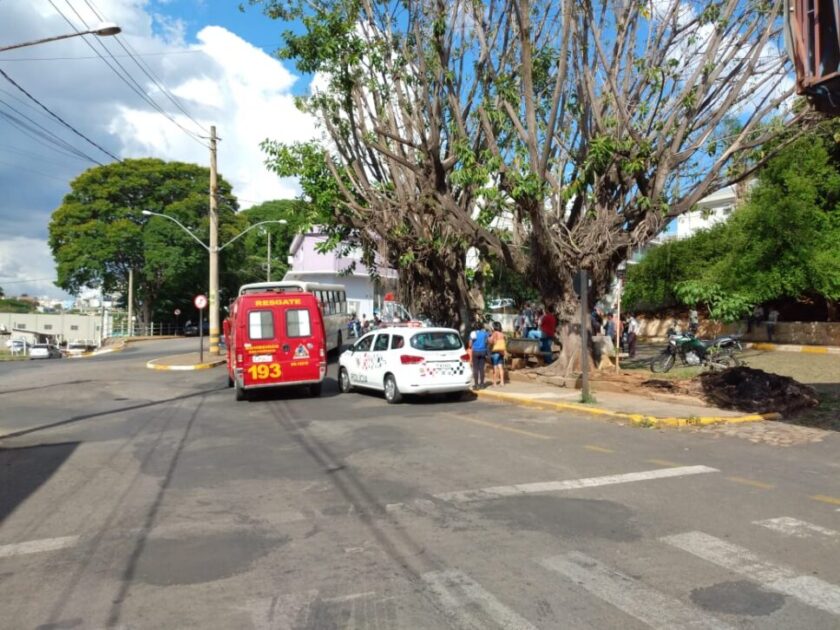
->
[17,323,26,329]
[44,324,53,330]
[70,325,79,331]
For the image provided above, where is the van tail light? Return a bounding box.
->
[320,348,325,358]
[460,353,470,362]
[400,354,425,365]
[236,353,243,365]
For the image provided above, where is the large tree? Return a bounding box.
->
[626,125,840,321]
[255,0,810,340]
[49,158,242,324]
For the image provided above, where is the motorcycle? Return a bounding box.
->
[650,329,743,373]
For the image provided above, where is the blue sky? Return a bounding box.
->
[0,0,317,300]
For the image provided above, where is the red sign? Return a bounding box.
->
[194,294,208,309]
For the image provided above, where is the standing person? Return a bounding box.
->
[766,307,779,342]
[604,312,616,341]
[627,313,639,358]
[688,307,699,334]
[590,306,604,336]
[521,302,534,338]
[750,304,764,335]
[528,305,556,363]
[489,321,507,386]
[469,321,490,390]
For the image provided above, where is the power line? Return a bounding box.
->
[0,68,118,161]
[83,0,209,136]
[0,50,206,61]
[47,0,208,148]
[0,95,104,164]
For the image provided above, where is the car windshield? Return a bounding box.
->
[409,331,462,351]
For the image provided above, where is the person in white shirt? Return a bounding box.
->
[627,314,640,358]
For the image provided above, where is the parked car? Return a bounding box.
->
[6,338,27,353]
[29,343,62,359]
[338,326,472,403]
[183,321,209,337]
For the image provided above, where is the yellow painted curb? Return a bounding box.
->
[475,389,780,427]
[145,358,226,371]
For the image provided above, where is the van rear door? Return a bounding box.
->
[278,300,324,383]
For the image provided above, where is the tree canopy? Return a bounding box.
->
[255,0,810,332]
[237,199,310,282]
[48,158,241,322]
[624,125,840,320]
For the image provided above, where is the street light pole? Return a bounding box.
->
[0,23,121,53]
[209,125,220,356]
[266,232,272,282]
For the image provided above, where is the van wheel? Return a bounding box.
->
[235,382,247,402]
[384,374,402,404]
[338,367,352,393]
[309,383,322,397]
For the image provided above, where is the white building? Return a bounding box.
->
[283,229,398,320]
[673,185,739,240]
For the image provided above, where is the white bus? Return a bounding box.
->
[238,281,350,352]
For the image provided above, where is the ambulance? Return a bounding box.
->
[224,282,328,401]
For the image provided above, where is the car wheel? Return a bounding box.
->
[235,381,247,402]
[383,374,402,404]
[309,382,322,397]
[338,367,352,393]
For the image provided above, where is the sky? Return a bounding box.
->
[0,0,316,300]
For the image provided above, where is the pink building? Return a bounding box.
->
[284,229,398,319]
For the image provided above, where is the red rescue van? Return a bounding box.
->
[224,285,327,401]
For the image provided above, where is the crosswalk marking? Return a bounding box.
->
[539,552,734,629]
[754,517,839,540]
[433,465,718,503]
[422,569,538,630]
[0,535,79,558]
[662,531,840,616]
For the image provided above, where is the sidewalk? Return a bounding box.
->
[475,378,781,427]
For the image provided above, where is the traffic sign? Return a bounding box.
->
[174,308,181,316]
[194,294,208,309]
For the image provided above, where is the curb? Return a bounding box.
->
[745,342,840,355]
[475,388,781,427]
[145,357,226,371]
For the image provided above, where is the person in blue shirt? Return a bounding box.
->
[469,322,490,390]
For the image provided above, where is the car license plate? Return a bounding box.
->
[252,354,273,363]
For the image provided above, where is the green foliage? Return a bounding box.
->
[237,199,310,282]
[48,158,240,321]
[625,126,840,321]
[0,298,35,313]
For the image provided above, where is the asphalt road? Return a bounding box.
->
[1,338,839,629]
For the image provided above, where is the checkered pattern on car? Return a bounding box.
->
[420,361,466,377]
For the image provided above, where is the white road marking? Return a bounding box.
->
[321,591,377,604]
[754,517,839,540]
[434,465,718,504]
[422,569,538,630]
[247,590,319,630]
[539,552,734,629]
[662,531,840,616]
[0,535,79,558]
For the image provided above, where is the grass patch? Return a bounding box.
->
[580,392,598,404]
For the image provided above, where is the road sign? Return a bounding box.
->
[174,308,181,316]
[194,294,208,310]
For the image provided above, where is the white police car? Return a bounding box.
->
[338,326,472,403]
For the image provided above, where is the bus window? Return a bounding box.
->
[249,311,274,340]
[339,291,347,314]
[286,309,312,337]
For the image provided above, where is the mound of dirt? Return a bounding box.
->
[698,366,819,414]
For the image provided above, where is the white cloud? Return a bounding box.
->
[0,1,316,299]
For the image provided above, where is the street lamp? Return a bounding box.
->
[141,210,287,354]
[0,23,122,53]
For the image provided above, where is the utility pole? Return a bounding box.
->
[266,231,272,282]
[209,125,220,356]
[127,268,134,338]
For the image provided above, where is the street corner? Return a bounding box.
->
[145,355,227,371]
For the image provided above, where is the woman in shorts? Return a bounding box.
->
[489,321,506,386]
